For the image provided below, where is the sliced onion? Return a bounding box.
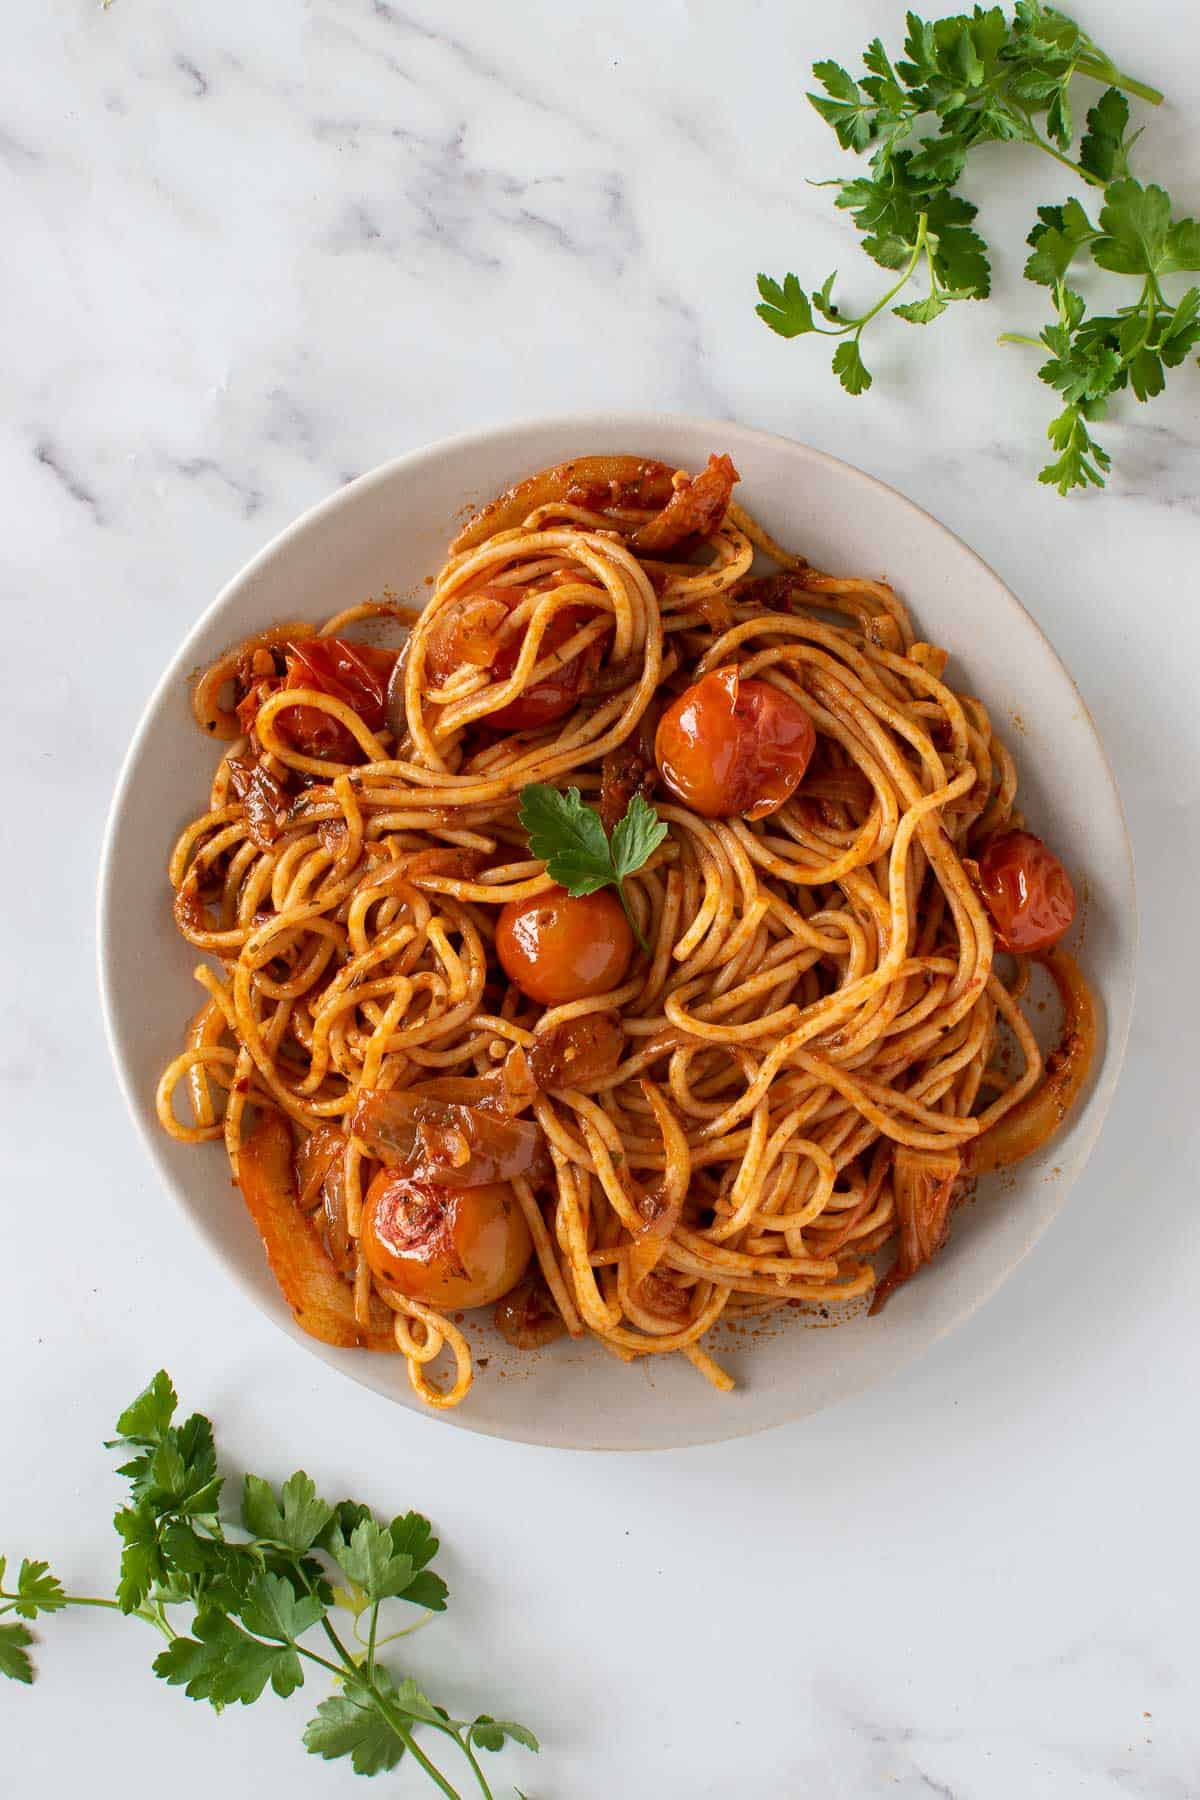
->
[351,1087,550,1188]
[497,1045,538,1114]
[322,1152,354,1277]
[384,637,412,742]
[627,1179,684,1290]
[967,949,1098,1175]
[869,1146,961,1314]
[294,1123,346,1212]
[451,455,676,553]
[237,1109,396,1351]
[632,453,738,552]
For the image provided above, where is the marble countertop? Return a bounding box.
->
[4,1,1199,1794]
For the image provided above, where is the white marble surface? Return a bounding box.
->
[3,1,1199,1794]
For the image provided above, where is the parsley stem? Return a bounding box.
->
[0,1588,169,1636]
[1016,110,1105,189]
[365,1680,465,1800]
[320,1613,356,1669]
[855,213,931,329]
[294,1643,347,1680]
[461,1734,497,1800]
[0,1591,122,1612]
[1081,60,1162,107]
[317,1612,467,1800]
[996,333,1044,348]
[615,880,651,955]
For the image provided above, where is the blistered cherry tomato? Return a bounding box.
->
[491,593,605,729]
[361,1172,532,1310]
[278,638,396,761]
[655,665,816,819]
[426,583,605,731]
[977,829,1076,953]
[496,887,633,1006]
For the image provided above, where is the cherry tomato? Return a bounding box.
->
[977,830,1076,954]
[655,665,816,820]
[496,887,634,1006]
[488,602,599,729]
[277,638,396,761]
[424,594,510,683]
[426,584,605,731]
[361,1171,532,1310]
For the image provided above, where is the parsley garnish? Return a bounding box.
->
[756,3,1200,492]
[2,1372,537,1798]
[518,784,667,953]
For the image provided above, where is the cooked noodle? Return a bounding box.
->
[158,453,1095,1409]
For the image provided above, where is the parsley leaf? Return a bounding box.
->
[468,1715,541,1754]
[1039,403,1113,494]
[388,1511,439,1570]
[111,1369,178,1444]
[1023,199,1096,286]
[238,1572,324,1644]
[755,272,815,338]
[6,1372,538,1796]
[757,4,1190,493]
[389,1512,448,1611]
[832,339,873,393]
[519,784,666,952]
[1160,288,1200,366]
[242,1471,334,1555]
[392,1676,451,1727]
[304,1680,407,1775]
[114,1504,162,1613]
[808,60,877,152]
[0,1622,35,1685]
[520,784,612,894]
[1093,178,1176,275]
[612,795,670,889]
[893,292,947,324]
[10,1559,66,1620]
[154,1609,306,1707]
[325,1518,415,1605]
[1079,87,1138,181]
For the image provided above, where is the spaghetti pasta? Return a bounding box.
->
[159,452,1096,1409]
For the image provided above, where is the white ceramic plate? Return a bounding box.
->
[98,414,1137,1450]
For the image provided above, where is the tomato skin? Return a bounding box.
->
[977,830,1076,953]
[488,601,601,730]
[277,638,396,760]
[426,584,604,731]
[496,887,634,1006]
[655,666,816,820]
[361,1172,532,1310]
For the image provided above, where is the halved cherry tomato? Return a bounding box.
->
[655,665,816,819]
[277,637,396,761]
[496,887,633,1006]
[361,1171,532,1310]
[977,829,1076,953]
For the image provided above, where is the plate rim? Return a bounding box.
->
[96,410,1139,1450]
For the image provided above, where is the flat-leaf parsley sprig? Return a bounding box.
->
[755,2,1200,492]
[519,784,667,951]
[1001,167,1200,490]
[2,1371,537,1800]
